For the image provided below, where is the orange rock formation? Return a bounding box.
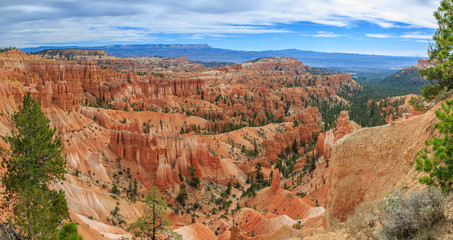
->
[0,49,370,239]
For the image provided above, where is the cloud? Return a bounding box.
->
[187,33,228,39]
[366,31,433,41]
[312,31,344,38]
[366,33,393,38]
[400,32,433,39]
[344,49,428,57]
[0,0,440,47]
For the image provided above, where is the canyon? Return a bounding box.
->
[0,49,433,239]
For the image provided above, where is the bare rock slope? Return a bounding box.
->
[326,105,437,221]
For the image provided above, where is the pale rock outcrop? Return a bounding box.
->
[174,223,216,240]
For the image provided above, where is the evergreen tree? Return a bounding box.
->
[291,138,299,154]
[0,93,69,239]
[416,99,453,193]
[176,184,188,206]
[111,183,120,195]
[187,167,201,187]
[129,187,174,240]
[226,181,232,195]
[255,163,263,183]
[127,179,139,202]
[59,222,82,240]
[420,0,453,99]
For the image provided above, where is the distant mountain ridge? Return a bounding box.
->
[21,44,423,72]
[360,59,434,96]
[381,59,434,86]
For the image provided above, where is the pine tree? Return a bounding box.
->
[187,167,200,187]
[255,163,263,183]
[415,99,453,193]
[226,181,232,195]
[176,184,188,206]
[291,138,299,154]
[0,93,69,239]
[420,0,453,99]
[59,222,83,240]
[129,187,176,240]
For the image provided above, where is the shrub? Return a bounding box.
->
[193,201,200,210]
[292,221,304,230]
[379,188,445,240]
[345,202,379,239]
[296,192,306,198]
[111,183,120,195]
[346,188,446,240]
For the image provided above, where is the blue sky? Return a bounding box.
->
[0,0,440,56]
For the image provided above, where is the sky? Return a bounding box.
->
[0,0,441,56]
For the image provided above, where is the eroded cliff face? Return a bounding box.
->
[109,128,221,189]
[326,106,437,221]
[0,49,205,112]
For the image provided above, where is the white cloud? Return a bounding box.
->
[416,40,430,43]
[313,31,344,38]
[0,0,440,47]
[187,33,228,39]
[344,49,428,57]
[366,33,393,38]
[3,5,57,13]
[400,32,433,39]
